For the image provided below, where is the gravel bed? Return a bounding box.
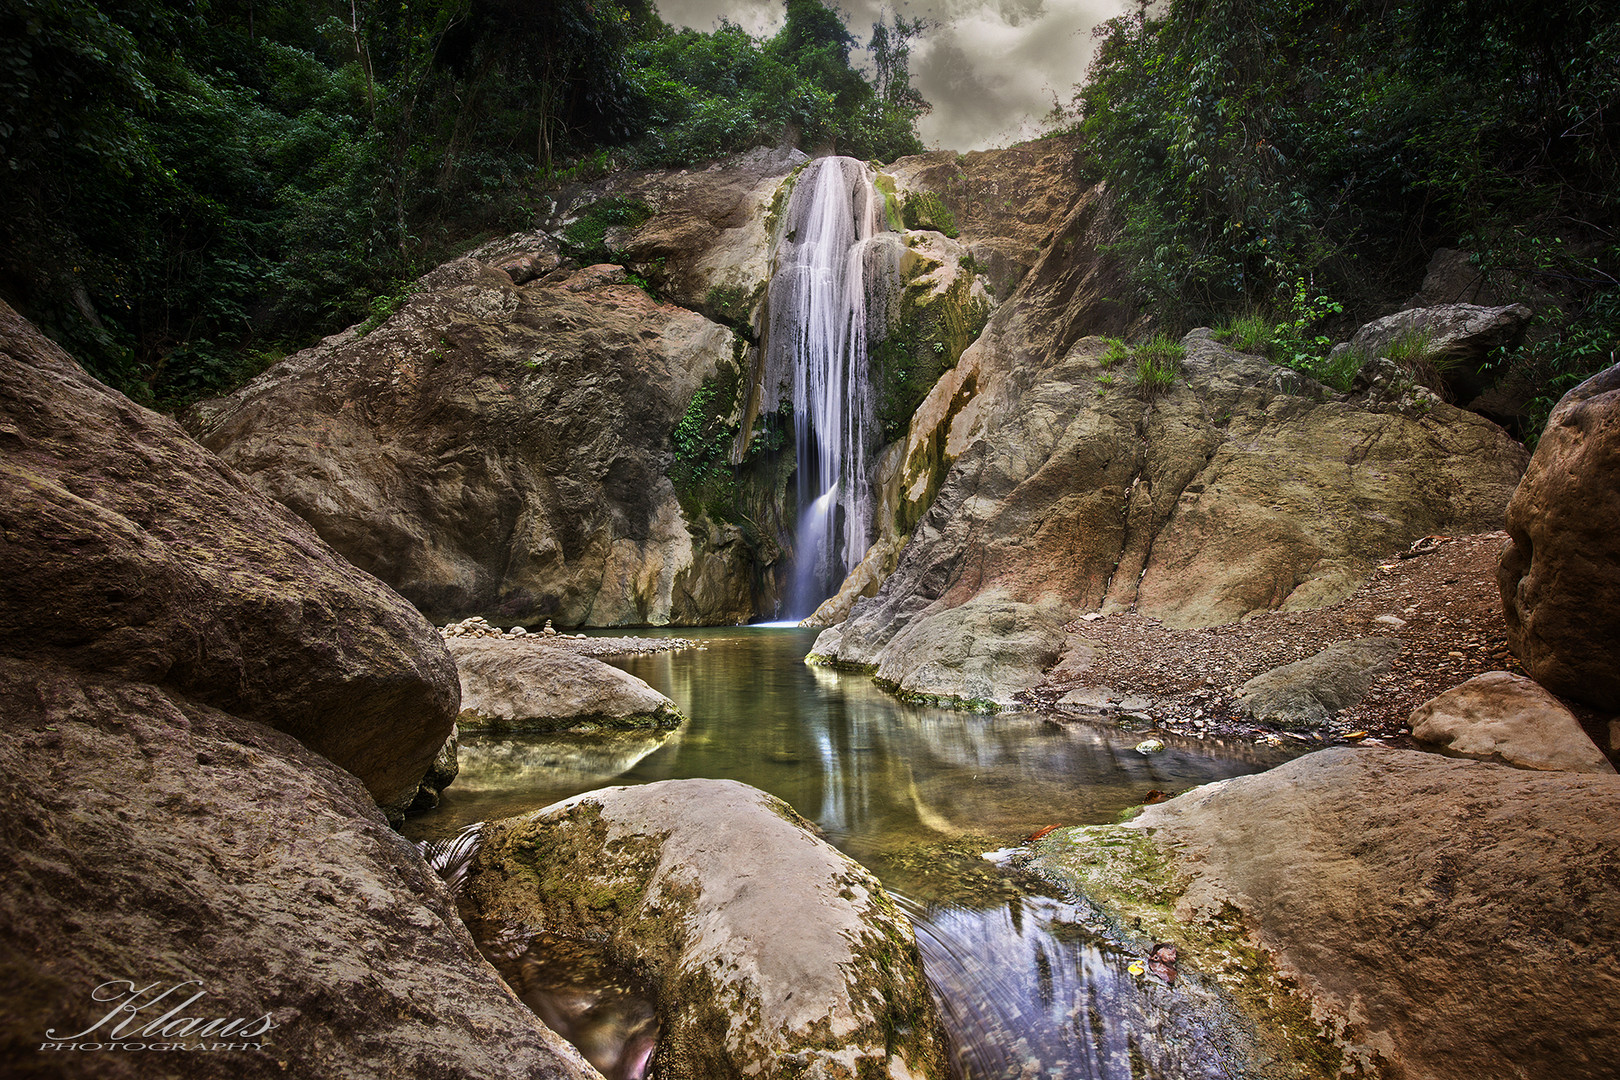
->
[1020,532,1595,750]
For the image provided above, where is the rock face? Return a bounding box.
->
[1023,748,1620,1080]
[1498,362,1620,711]
[187,256,758,627]
[883,137,1083,301]
[870,594,1068,709]
[0,300,457,810]
[0,658,600,1080]
[551,145,807,332]
[814,322,1526,705]
[1237,637,1401,729]
[448,637,683,733]
[1412,671,1615,773]
[459,779,950,1080]
[0,302,595,1079]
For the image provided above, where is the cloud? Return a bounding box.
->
[653,1,1128,151]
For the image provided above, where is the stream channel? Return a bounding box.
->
[405,627,1297,1080]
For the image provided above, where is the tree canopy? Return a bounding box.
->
[1069,0,1619,432]
[0,0,929,406]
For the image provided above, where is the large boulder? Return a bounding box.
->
[0,657,600,1080]
[1411,671,1614,773]
[542,144,807,332]
[448,637,683,733]
[187,258,760,627]
[1236,637,1401,730]
[1498,363,1620,710]
[1329,302,1533,401]
[457,779,950,1080]
[869,594,1067,710]
[0,300,457,810]
[1021,748,1620,1080]
[814,324,1526,705]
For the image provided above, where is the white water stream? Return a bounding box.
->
[767,156,893,617]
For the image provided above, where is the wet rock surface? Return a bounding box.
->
[1498,362,1620,711]
[0,300,457,810]
[1020,748,1620,1080]
[448,637,683,734]
[1411,670,1614,773]
[458,779,950,1080]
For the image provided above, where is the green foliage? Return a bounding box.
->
[1066,0,1619,434]
[561,197,653,263]
[1099,337,1130,369]
[1211,313,1277,356]
[869,277,990,442]
[900,191,958,238]
[1,0,929,410]
[1269,279,1345,384]
[1130,332,1184,398]
[356,283,416,338]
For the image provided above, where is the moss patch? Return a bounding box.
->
[561,196,654,264]
[900,190,958,239]
[1022,825,1349,1079]
[870,265,991,444]
[669,341,794,559]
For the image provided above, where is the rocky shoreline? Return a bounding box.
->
[1022,532,1555,745]
[441,616,702,658]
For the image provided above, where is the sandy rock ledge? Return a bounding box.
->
[1017,748,1620,1080]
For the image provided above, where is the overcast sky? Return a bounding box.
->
[653,1,1129,152]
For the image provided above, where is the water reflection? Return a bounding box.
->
[407,627,1294,1079]
[436,729,680,825]
[902,893,1251,1080]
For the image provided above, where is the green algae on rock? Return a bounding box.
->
[1017,748,1620,1080]
[458,778,951,1080]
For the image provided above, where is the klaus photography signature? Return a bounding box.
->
[40,980,279,1052]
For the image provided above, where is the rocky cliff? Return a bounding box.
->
[187,144,1070,627]
[810,215,1528,706]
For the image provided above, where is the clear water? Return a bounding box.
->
[407,627,1295,1078]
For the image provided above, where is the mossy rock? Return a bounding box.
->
[459,779,951,1080]
[1019,824,1347,1080]
[900,191,958,239]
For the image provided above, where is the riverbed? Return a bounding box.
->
[406,626,1298,1079]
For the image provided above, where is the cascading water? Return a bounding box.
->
[767,156,894,618]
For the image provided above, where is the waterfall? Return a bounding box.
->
[767,156,892,618]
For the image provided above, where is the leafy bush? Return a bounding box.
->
[1063,0,1619,436]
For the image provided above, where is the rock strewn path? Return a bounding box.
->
[1026,531,1615,764]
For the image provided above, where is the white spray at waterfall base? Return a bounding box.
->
[767,156,896,618]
